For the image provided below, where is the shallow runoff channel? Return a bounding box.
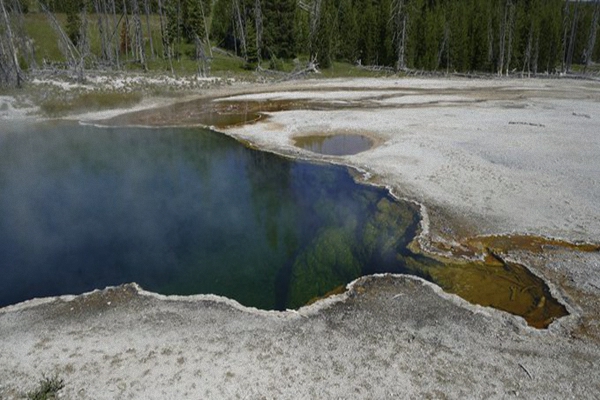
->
[2,91,581,328]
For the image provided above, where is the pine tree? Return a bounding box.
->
[263,0,297,59]
[183,0,205,42]
[335,0,357,63]
[357,0,377,65]
[66,0,82,47]
[311,0,336,68]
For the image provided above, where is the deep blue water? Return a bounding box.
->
[0,122,421,309]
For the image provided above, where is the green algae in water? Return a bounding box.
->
[0,122,419,311]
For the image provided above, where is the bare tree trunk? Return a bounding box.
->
[199,0,212,58]
[11,0,36,70]
[175,0,182,61]
[157,0,174,74]
[532,32,539,74]
[109,0,121,69]
[523,21,533,77]
[233,0,247,59]
[254,0,262,63]
[121,0,131,59]
[0,0,24,87]
[78,2,90,75]
[505,0,515,76]
[498,0,509,75]
[566,0,580,72]
[143,0,155,59]
[129,0,147,71]
[39,1,84,80]
[584,0,600,73]
[195,33,208,77]
[437,21,449,71]
[487,13,494,68]
[561,0,571,72]
[309,0,323,47]
[93,0,109,61]
[391,0,407,71]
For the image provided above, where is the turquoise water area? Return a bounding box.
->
[0,122,422,310]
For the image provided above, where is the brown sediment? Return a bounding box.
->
[427,234,599,263]
[414,234,599,328]
[466,235,600,255]
[410,256,568,329]
[103,98,321,128]
[102,95,486,129]
[306,285,347,306]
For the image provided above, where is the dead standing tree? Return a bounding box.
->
[584,0,600,73]
[194,33,209,77]
[129,0,147,71]
[143,0,155,59]
[308,0,322,61]
[560,0,582,73]
[391,0,407,72]
[11,0,36,71]
[157,0,174,74]
[504,0,515,76]
[78,2,92,65]
[565,0,581,73]
[39,1,85,81]
[0,0,25,87]
[232,0,247,60]
[195,0,213,76]
[254,0,263,63]
[92,0,121,68]
[93,0,110,62]
[498,0,515,76]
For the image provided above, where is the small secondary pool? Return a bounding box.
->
[294,134,374,156]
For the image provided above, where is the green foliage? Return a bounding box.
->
[210,0,231,44]
[263,0,297,59]
[65,0,82,46]
[181,0,210,43]
[245,17,259,64]
[335,0,358,62]
[311,0,337,68]
[26,375,64,400]
[17,0,600,76]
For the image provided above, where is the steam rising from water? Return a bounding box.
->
[0,122,418,309]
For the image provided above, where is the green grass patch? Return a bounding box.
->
[26,374,64,400]
[24,13,64,65]
[319,61,394,78]
[40,91,143,116]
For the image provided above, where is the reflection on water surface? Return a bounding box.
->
[0,122,568,327]
[294,134,374,156]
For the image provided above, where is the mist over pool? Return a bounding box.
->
[0,122,421,309]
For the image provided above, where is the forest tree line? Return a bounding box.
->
[1,0,600,87]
